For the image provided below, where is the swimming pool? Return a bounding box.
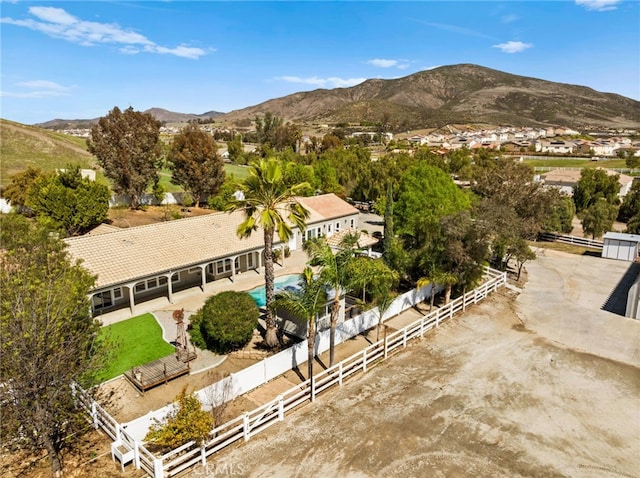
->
[247,274,303,308]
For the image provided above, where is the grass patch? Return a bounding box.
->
[97,313,175,382]
[524,158,628,169]
[0,119,95,186]
[225,163,250,180]
[529,240,601,256]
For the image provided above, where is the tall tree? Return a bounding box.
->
[273,267,327,380]
[303,234,357,367]
[573,168,620,212]
[0,214,109,477]
[26,166,110,236]
[383,181,394,258]
[579,198,618,239]
[87,106,162,209]
[226,160,310,347]
[1,166,46,211]
[618,180,640,224]
[394,162,471,247]
[168,123,225,207]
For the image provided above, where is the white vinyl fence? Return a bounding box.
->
[75,267,506,477]
[539,232,604,250]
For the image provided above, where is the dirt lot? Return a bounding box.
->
[191,251,639,478]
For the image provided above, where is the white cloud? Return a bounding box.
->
[501,14,520,23]
[276,76,367,88]
[575,0,621,11]
[1,79,73,98]
[367,58,411,70]
[1,6,206,59]
[492,41,533,53]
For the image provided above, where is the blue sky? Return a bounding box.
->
[1,1,639,125]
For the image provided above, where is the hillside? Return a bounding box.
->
[0,119,96,186]
[218,64,640,130]
[36,108,224,130]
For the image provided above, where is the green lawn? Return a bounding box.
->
[98,313,175,382]
[524,158,628,169]
[224,163,250,180]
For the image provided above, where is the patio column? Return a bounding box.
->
[167,273,174,304]
[199,265,206,290]
[128,285,135,315]
[231,255,237,282]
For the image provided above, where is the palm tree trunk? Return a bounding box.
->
[329,295,340,367]
[307,316,315,380]
[445,283,452,305]
[263,228,279,347]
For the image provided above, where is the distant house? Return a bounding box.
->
[535,140,575,154]
[540,168,634,198]
[64,194,359,316]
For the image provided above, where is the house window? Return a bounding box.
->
[188,267,200,274]
[335,222,341,231]
[93,291,113,310]
[234,257,239,270]
[327,224,332,233]
[159,276,168,286]
[350,218,355,228]
[217,260,225,274]
[147,278,158,289]
[171,272,180,283]
[247,253,254,268]
[135,282,146,293]
[113,288,122,299]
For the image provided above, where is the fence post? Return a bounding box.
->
[403,328,407,348]
[436,309,440,327]
[420,317,424,337]
[278,395,284,421]
[363,348,367,373]
[90,401,99,429]
[338,362,343,386]
[243,413,250,442]
[153,457,163,478]
[449,303,454,319]
[133,440,140,469]
[474,288,478,304]
[384,335,388,359]
[462,291,466,312]
[310,376,315,402]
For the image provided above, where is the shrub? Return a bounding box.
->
[193,291,259,353]
[145,386,213,448]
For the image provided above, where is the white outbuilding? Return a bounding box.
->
[601,232,640,262]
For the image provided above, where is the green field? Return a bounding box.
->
[224,163,250,180]
[98,313,175,382]
[523,158,628,169]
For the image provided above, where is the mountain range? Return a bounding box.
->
[35,64,640,131]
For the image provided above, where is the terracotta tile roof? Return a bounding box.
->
[64,194,359,290]
[296,194,359,224]
[65,210,267,289]
[325,229,379,249]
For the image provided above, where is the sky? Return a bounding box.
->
[1,0,639,125]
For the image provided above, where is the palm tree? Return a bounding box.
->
[417,269,458,306]
[303,233,358,367]
[272,267,327,380]
[227,159,309,347]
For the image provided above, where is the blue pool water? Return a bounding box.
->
[247,274,303,308]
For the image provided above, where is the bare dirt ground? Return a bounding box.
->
[189,250,640,478]
[108,205,215,228]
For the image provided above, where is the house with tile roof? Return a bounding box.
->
[64,194,359,316]
[540,168,635,198]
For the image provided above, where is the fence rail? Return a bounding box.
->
[539,232,604,250]
[76,268,506,477]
